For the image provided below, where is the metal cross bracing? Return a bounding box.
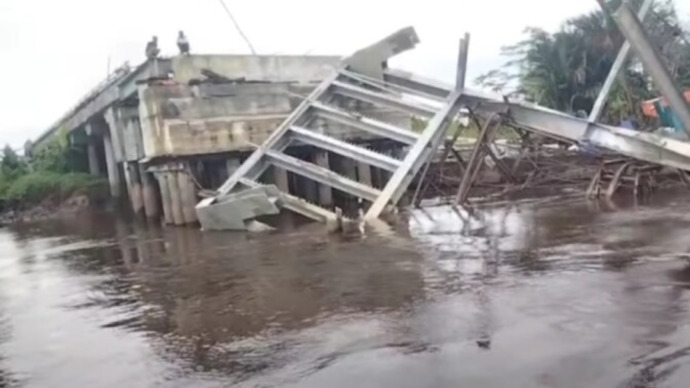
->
[196,27,468,230]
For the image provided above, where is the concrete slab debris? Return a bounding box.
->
[196,185,281,231]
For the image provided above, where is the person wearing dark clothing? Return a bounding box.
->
[145,36,160,59]
[177,31,190,55]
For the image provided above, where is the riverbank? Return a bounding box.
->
[0,172,109,225]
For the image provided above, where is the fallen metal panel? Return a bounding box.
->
[310,101,419,145]
[289,125,401,172]
[265,149,382,201]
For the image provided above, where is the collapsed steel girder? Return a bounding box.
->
[382,69,690,171]
[198,19,690,231]
[196,27,463,230]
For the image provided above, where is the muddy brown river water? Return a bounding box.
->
[2,192,690,387]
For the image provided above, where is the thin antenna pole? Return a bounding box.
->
[217,0,257,55]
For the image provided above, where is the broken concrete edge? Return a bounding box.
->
[343,26,420,80]
[195,186,281,231]
[195,182,339,231]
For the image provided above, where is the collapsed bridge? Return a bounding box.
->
[196,2,690,231]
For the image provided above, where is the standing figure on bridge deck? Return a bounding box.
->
[177,31,190,55]
[145,36,160,60]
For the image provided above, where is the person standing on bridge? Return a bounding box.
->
[145,36,160,60]
[177,31,190,55]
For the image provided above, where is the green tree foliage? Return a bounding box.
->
[1,145,27,180]
[0,128,104,210]
[4,172,104,206]
[476,0,690,125]
[31,127,87,173]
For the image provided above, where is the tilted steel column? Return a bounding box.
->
[365,90,465,219]
[613,2,690,137]
[589,0,653,122]
[456,33,470,90]
[455,114,501,206]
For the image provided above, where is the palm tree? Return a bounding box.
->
[476,0,689,126]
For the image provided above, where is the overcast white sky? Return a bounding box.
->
[2,0,689,148]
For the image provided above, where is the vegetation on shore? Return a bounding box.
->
[0,132,106,211]
[476,0,690,126]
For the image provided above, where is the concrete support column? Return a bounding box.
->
[85,123,101,175]
[104,107,124,164]
[178,167,198,224]
[103,131,121,198]
[87,143,100,175]
[302,177,319,204]
[342,158,358,181]
[314,151,333,207]
[167,170,185,226]
[140,164,159,219]
[273,166,290,193]
[124,162,144,215]
[357,162,373,186]
[226,157,240,180]
[156,173,173,225]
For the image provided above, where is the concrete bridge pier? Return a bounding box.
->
[357,162,373,186]
[314,151,333,207]
[140,164,159,219]
[122,161,159,220]
[156,172,174,225]
[342,158,358,182]
[85,118,123,199]
[87,142,101,175]
[153,164,198,226]
[124,162,144,215]
[166,170,185,225]
[85,123,102,176]
[102,108,126,200]
[102,130,121,199]
[272,166,290,193]
[177,167,198,224]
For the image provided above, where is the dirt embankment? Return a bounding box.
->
[0,192,109,226]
